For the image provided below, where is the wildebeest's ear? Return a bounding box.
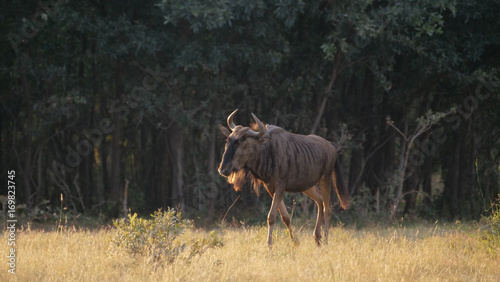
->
[219,124,231,137]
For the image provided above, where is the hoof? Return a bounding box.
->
[314,236,322,246]
[267,241,273,250]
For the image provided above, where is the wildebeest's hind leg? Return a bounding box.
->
[303,186,324,245]
[278,200,299,245]
[318,175,333,244]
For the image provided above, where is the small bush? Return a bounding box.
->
[186,231,224,263]
[112,208,223,263]
[477,195,500,254]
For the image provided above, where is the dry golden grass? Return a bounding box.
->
[2,223,499,281]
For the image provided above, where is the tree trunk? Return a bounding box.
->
[469,117,478,217]
[110,114,122,203]
[20,64,33,211]
[459,121,475,218]
[421,157,433,212]
[389,133,408,221]
[207,125,216,178]
[109,63,124,214]
[444,135,461,219]
[348,148,363,195]
[0,109,2,182]
[78,150,92,212]
[36,148,44,208]
[168,123,185,210]
[310,49,342,135]
[207,124,217,218]
[99,90,109,204]
[144,128,156,208]
[403,171,418,217]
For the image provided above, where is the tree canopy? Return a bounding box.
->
[1,0,499,221]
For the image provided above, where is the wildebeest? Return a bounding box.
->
[218,109,349,246]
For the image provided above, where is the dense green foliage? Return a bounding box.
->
[1,0,499,222]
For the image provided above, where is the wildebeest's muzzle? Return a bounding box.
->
[218,166,230,177]
[218,138,237,177]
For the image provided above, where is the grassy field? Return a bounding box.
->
[1,222,500,281]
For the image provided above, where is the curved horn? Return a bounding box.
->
[227,109,238,131]
[249,113,267,137]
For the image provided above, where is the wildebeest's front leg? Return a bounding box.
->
[267,186,285,247]
[278,200,298,245]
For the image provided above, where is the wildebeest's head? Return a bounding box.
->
[218,109,270,191]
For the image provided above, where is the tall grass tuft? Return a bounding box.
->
[57,193,65,233]
[477,195,500,254]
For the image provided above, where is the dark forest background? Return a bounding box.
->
[1,0,499,224]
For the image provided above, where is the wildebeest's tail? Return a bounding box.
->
[332,157,350,210]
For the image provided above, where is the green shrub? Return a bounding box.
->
[477,195,500,254]
[112,208,223,263]
[186,231,224,263]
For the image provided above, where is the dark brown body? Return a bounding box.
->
[249,127,336,191]
[218,110,349,246]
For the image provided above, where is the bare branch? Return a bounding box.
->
[386,116,408,142]
[332,126,350,153]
